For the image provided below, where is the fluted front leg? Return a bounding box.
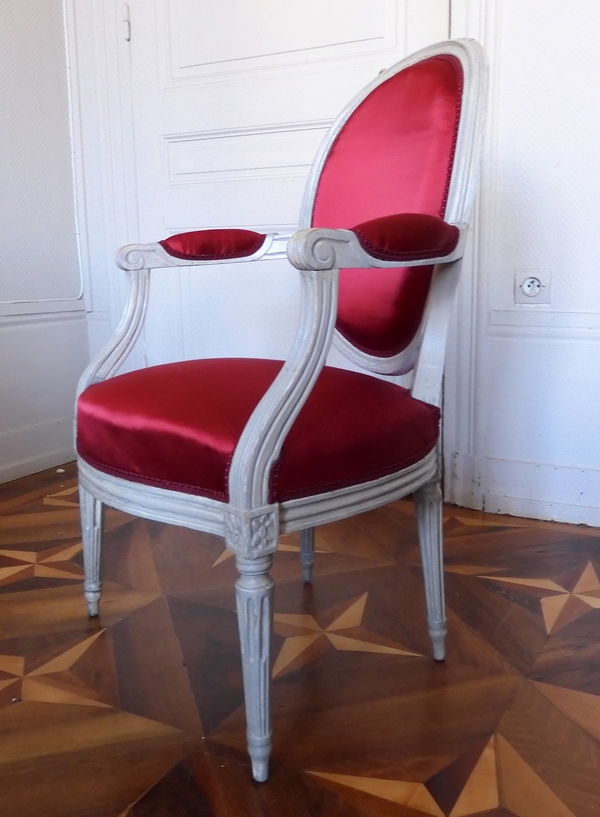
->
[79,485,104,617]
[235,554,274,782]
[414,480,447,661]
[300,527,315,583]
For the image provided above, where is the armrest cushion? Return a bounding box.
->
[160,228,267,261]
[351,213,459,262]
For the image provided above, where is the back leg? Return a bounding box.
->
[300,527,315,583]
[413,480,447,660]
[79,484,104,616]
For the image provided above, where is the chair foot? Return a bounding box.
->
[300,528,315,583]
[249,739,270,782]
[84,584,102,617]
[429,620,448,661]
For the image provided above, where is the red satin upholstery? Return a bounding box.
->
[160,229,266,261]
[77,359,439,503]
[312,56,463,357]
[352,214,459,262]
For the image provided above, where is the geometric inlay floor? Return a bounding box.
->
[1,463,600,816]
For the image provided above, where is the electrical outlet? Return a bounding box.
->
[514,269,551,304]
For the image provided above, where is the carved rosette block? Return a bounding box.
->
[224,505,279,558]
[80,485,105,617]
[414,480,447,661]
[235,554,274,782]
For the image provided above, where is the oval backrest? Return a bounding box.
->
[307,53,464,361]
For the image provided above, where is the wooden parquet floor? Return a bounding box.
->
[1,465,600,816]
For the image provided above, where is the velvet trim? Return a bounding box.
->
[77,359,440,503]
[159,229,266,261]
[312,55,463,358]
[352,213,459,262]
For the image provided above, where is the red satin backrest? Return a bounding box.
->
[312,55,463,358]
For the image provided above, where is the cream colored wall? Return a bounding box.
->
[0,0,89,481]
[446,0,600,524]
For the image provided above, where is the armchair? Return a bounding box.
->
[75,39,488,782]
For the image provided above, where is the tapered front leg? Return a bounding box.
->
[235,554,274,782]
[300,527,315,583]
[79,484,104,617]
[414,480,447,661]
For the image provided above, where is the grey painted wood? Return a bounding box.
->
[79,484,104,617]
[235,554,274,782]
[414,479,447,661]
[300,527,315,583]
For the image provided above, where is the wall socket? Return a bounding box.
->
[514,269,551,304]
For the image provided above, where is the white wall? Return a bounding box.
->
[0,0,88,481]
[446,0,600,524]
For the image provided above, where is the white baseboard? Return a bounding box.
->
[0,418,76,485]
[447,452,600,527]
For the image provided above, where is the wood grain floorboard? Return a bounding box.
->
[0,465,599,815]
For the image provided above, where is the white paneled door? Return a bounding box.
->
[113,0,450,366]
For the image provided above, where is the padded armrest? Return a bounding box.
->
[160,229,267,261]
[351,213,459,262]
[116,229,293,271]
[287,215,466,271]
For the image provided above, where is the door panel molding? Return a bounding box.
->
[162,0,396,83]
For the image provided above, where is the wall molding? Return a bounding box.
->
[0,418,75,484]
[66,0,140,350]
[166,120,332,185]
[0,310,87,330]
[451,451,600,527]
[160,0,398,85]
[489,309,600,331]
[0,298,86,318]
[444,0,501,505]
[166,119,335,143]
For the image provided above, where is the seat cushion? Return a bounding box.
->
[77,359,440,503]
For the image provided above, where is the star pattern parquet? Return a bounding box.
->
[1,464,600,815]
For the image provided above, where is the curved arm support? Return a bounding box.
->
[410,258,463,408]
[78,231,296,396]
[76,268,150,396]
[228,267,339,511]
[287,224,466,272]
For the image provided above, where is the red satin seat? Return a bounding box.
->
[78,358,439,503]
